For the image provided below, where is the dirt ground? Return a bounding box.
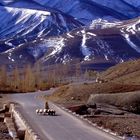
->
[58,101,140,138]
[46,82,140,139]
[0,97,13,140]
[87,115,140,139]
[47,82,140,104]
[0,122,12,140]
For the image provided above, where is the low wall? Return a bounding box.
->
[10,104,41,140]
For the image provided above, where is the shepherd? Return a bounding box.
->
[45,101,49,109]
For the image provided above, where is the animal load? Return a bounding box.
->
[36,109,56,116]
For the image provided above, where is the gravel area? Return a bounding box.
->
[0,122,12,140]
[88,115,140,139]
[0,97,13,140]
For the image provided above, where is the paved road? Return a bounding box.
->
[5,90,120,140]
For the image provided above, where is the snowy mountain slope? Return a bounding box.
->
[1,17,140,68]
[39,18,140,65]
[1,0,140,24]
[0,0,140,69]
[0,0,14,5]
[32,0,140,24]
[90,0,140,17]
[0,6,83,53]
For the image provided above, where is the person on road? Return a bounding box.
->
[45,101,49,109]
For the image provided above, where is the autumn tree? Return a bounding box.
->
[75,62,81,79]
[34,62,42,89]
[12,67,20,90]
[0,65,7,86]
[47,68,56,87]
[22,65,35,92]
[84,69,89,80]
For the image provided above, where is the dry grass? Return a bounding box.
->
[47,59,140,138]
[47,82,140,104]
[48,59,140,113]
[100,59,140,85]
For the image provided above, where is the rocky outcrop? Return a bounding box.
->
[87,91,140,114]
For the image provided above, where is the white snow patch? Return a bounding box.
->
[24,39,27,42]
[104,55,109,60]
[49,38,65,56]
[5,6,51,16]
[7,52,15,61]
[87,32,96,36]
[55,57,60,63]
[90,19,120,29]
[9,53,12,56]
[67,33,74,38]
[81,30,85,34]
[42,37,66,61]
[120,59,124,63]
[8,56,11,60]
[5,47,15,53]
[120,19,140,34]
[123,34,140,53]
[19,55,22,59]
[81,30,91,61]
[37,29,46,37]
[18,43,24,47]
[3,6,51,37]
[62,54,71,64]
[126,24,137,34]
[32,40,37,43]
[96,39,115,60]
[5,41,13,47]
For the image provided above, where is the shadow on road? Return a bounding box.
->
[37,114,61,117]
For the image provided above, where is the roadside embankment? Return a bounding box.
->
[6,104,41,140]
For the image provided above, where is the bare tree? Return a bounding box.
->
[84,69,89,80]
[75,62,81,79]
[12,67,20,89]
[23,65,35,92]
[34,62,42,89]
[0,65,7,86]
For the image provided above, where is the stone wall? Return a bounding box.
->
[9,104,41,140]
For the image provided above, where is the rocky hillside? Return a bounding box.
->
[0,17,140,68]
[100,58,140,85]
[0,5,82,53]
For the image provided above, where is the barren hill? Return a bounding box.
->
[100,58,140,85]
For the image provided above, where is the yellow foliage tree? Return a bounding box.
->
[23,65,35,92]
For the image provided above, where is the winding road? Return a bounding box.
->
[5,90,120,140]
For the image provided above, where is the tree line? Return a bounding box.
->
[0,62,97,93]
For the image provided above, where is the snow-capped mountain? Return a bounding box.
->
[1,0,140,24]
[0,5,82,53]
[0,0,140,69]
[31,0,140,24]
[1,17,140,68]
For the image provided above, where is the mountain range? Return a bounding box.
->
[0,0,140,69]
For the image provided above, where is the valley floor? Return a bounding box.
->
[88,115,140,139]
[0,99,12,140]
[58,101,140,139]
[53,102,140,139]
[46,82,140,139]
